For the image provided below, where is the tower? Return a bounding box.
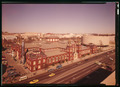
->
[21,39,25,64]
[66,39,74,61]
[76,37,81,58]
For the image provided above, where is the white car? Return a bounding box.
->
[95,61,102,65]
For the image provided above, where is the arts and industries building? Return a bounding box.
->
[10,36,98,72]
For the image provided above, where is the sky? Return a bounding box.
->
[2,3,115,34]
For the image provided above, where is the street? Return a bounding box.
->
[13,49,115,84]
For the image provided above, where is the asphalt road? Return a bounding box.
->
[14,49,115,84]
[52,53,115,84]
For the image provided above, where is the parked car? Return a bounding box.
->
[14,59,17,61]
[29,79,39,84]
[7,65,13,68]
[49,73,55,77]
[85,59,89,61]
[48,69,54,72]
[19,76,28,81]
[56,65,62,69]
[8,72,17,77]
[25,67,28,69]
[95,61,102,65]
[7,69,16,72]
[77,62,81,65]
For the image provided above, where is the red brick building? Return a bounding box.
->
[11,44,22,59]
[11,38,98,72]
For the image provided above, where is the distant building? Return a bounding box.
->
[45,36,59,42]
[2,35,17,40]
[82,34,110,46]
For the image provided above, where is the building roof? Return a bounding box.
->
[44,49,66,57]
[25,40,76,49]
[45,36,59,39]
[25,42,41,48]
[41,42,67,49]
[80,45,89,50]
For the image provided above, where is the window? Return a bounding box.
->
[38,65,41,69]
[65,55,67,59]
[38,60,41,64]
[53,57,54,62]
[30,67,31,70]
[30,61,31,65]
[59,56,61,60]
[43,59,45,63]
[49,58,51,63]
[33,66,36,70]
[33,61,36,65]
[56,57,58,61]
[62,56,64,60]
[47,59,49,63]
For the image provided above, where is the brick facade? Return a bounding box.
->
[11,40,98,72]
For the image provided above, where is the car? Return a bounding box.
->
[95,61,102,65]
[77,62,81,65]
[56,65,62,69]
[7,69,16,72]
[48,69,54,72]
[49,73,55,77]
[8,72,17,77]
[7,65,13,68]
[19,76,28,81]
[106,66,112,71]
[85,59,89,61]
[14,59,17,61]
[29,79,39,84]
[25,67,28,69]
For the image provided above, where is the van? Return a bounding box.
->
[48,69,54,72]
[19,76,27,81]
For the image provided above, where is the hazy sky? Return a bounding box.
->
[2,3,115,34]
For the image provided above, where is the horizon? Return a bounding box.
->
[2,3,115,34]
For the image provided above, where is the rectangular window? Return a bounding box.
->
[47,59,49,63]
[38,65,41,69]
[56,57,58,61]
[33,66,36,70]
[53,57,55,62]
[49,58,51,63]
[30,67,31,70]
[38,60,41,64]
[33,61,36,65]
[43,59,45,63]
[59,56,61,60]
[65,55,67,59]
[62,55,64,60]
[29,61,31,65]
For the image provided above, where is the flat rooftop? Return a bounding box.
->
[44,49,66,57]
[101,71,115,85]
